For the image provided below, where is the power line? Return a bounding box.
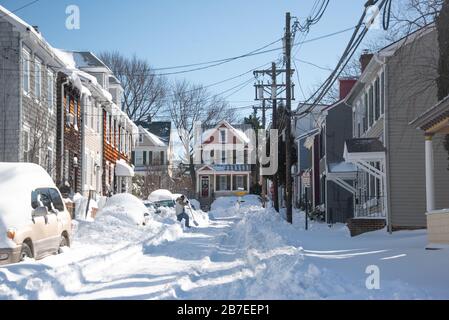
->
[0,0,41,19]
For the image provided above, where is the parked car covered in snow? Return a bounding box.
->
[0,163,72,265]
[148,189,176,209]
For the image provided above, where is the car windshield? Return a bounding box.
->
[155,200,174,208]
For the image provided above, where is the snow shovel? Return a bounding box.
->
[187,202,200,227]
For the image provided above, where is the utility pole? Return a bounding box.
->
[285,12,293,224]
[254,62,294,213]
[271,62,280,213]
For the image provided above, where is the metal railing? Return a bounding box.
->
[354,195,386,219]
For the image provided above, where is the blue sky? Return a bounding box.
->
[1,0,387,120]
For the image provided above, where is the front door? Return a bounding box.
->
[201,176,210,198]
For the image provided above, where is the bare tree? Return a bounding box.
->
[168,80,237,186]
[98,51,168,122]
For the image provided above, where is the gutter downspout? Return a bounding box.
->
[384,62,393,234]
[80,93,87,196]
[60,78,70,186]
[18,35,23,163]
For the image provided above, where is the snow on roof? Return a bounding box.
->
[0,5,44,41]
[148,189,174,202]
[115,159,134,177]
[139,126,166,147]
[201,121,250,144]
[328,162,357,173]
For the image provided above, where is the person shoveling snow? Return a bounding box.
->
[175,195,196,228]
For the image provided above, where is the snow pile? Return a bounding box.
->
[97,193,148,226]
[210,195,261,219]
[73,193,98,221]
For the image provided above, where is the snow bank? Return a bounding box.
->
[98,194,148,226]
[210,195,262,219]
[73,193,98,221]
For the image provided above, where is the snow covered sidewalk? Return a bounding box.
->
[1,196,448,300]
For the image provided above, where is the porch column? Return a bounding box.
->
[197,174,200,194]
[247,173,250,192]
[230,174,233,191]
[425,134,435,212]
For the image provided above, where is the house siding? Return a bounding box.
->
[387,29,449,228]
[0,19,59,180]
[0,20,21,162]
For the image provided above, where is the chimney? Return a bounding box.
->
[339,78,357,100]
[32,26,40,33]
[360,50,374,73]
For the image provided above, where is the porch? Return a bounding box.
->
[411,97,449,246]
[196,165,251,205]
[343,138,388,235]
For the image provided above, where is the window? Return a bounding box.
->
[136,151,143,166]
[106,114,110,143]
[368,86,374,127]
[74,99,78,130]
[363,94,368,132]
[66,94,71,115]
[221,149,226,164]
[236,176,244,189]
[47,71,54,111]
[34,58,42,99]
[22,129,30,162]
[160,151,165,165]
[219,176,227,191]
[380,72,385,115]
[374,78,380,121]
[31,188,51,210]
[47,147,53,174]
[220,129,226,144]
[22,49,30,93]
[48,188,64,211]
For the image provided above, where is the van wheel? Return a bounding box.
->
[58,235,69,254]
[20,243,33,262]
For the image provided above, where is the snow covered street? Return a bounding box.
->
[1,196,448,300]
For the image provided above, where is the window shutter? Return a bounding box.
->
[226,176,231,191]
[233,176,237,191]
[143,151,147,165]
[216,176,220,191]
[244,175,248,190]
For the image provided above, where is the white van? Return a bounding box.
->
[0,163,72,265]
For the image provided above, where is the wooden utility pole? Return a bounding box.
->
[271,62,280,213]
[285,12,293,224]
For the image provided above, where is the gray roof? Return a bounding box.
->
[136,121,171,143]
[345,138,386,153]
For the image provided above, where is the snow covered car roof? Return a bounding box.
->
[0,163,57,234]
[148,189,173,202]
